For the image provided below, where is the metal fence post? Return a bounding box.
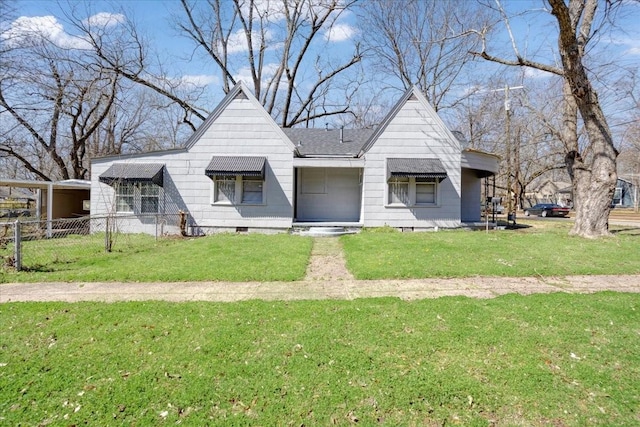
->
[14,219,21,271]
[105,216,110,252]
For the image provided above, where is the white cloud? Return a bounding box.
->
[1,12,125,50]
[604,34,640,56]
[227,29,251,54]
[180,74,219,87]
[83,12,125,28]
[242,0,286,22]
[225,28,282,54]
[524,67,551,79]
[323,23,356,42]
[623,39,640,56]
[1,15,91,49]
[233,63,283,89]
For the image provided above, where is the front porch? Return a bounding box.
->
[294,166,363,223]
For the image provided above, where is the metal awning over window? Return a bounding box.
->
[205,156,266,178]
[387,158,448,180]
[99,163,164,187]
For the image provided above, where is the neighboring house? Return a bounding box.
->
[612,177,637,208]
[528,176,637,209]
[526,180,573,208]
[0,185,35,217]
[90,83,499,234]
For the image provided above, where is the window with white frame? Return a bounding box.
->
[214,175,237,203]
[115,182,162,213]
[115,182,135,213]
[388,177,438,206]
[388,176,409,205]
[140,182,160,213]
[213,175,265,205]
[241,176,263,203]
[415,178,437,204]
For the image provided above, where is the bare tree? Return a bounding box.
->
[471,0,626,238]
[357,0,486,112]
[0,6,183,181]
[455,77,568,209]
[0,30,120,180]
[176,0,363,127]
[59,3,210,133]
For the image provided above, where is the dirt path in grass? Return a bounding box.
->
[303,237,354,281]
[1,237,639,303]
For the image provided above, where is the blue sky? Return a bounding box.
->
[4,0,640,124]
[5,0,368,105]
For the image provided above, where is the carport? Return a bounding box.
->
[0,178,90,237]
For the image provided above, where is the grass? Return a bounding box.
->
[1,293,639,425]
[341,222,640,279]
[2,221,639,283]
[0,233,313,283]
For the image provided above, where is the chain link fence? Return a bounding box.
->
[1,213,183,271]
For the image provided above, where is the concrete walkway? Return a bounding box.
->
[2,275,640,303]
[1,237,639,303]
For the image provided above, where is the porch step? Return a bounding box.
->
[299,227,358,237]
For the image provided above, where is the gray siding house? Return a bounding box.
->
[90,82,498,234]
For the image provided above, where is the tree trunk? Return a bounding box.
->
[551,0,618,238]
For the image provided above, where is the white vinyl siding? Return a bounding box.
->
[362,94,462,228]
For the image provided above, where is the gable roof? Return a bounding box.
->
[358,86,461,156]
[183,81,296,152]
[282,128,373,157]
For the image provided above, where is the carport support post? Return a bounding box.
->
[14,220,21,271]
[46,182,53,238]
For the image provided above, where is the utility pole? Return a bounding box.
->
[469,84,524,225]
[492,85,524,227]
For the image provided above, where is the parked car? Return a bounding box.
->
[524,203,570,218]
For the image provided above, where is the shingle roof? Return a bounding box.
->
[451,131,468,148]
[387,158,448,179]
[99,163,164,186]
[282,128,374,157]
[205,156,266,178]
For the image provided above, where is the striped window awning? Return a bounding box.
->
[387,158,448,180]
[99,163,164,187]
[205,156,266,178]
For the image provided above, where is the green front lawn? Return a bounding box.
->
[2,294,639,425]
[0,233,313,283]
[342,223,640,279]
[2,221,639,283]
